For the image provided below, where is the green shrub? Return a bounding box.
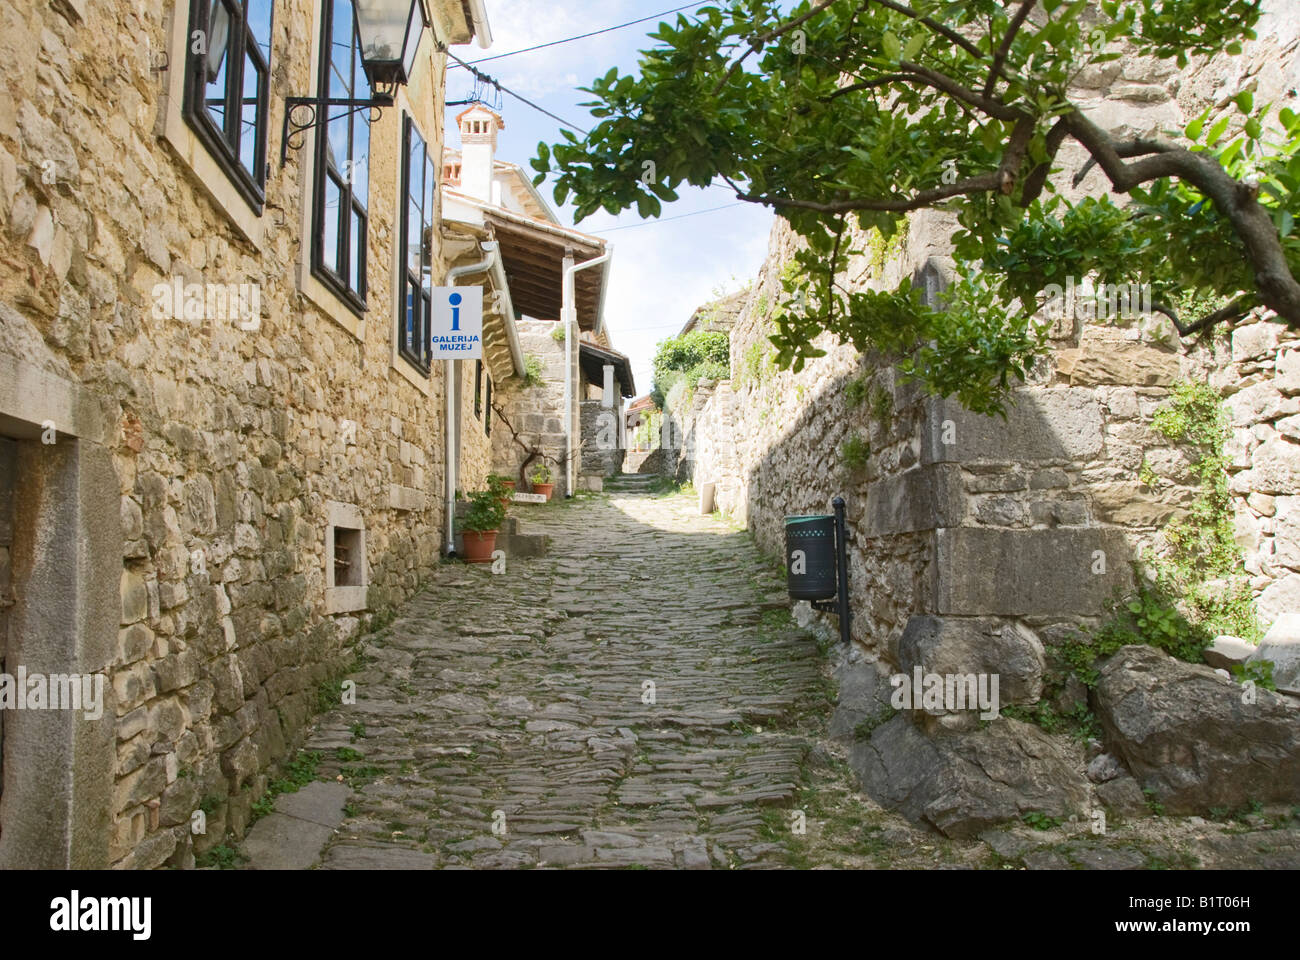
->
[840,433,870,470]
[522,354,545,387]
[462,489,506,532]
[652,328,730,406]
[844,375,870,408]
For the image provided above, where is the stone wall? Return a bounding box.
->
[579,399,625,480]
[459,358,493,494]
[492,318,570,493]
[1204,318,1300,624]
[0,0,479,868]
[686,1,1300,666]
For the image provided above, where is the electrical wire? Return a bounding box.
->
[584,201,751,232]
[443,45,592,133]
[452,3,703,68]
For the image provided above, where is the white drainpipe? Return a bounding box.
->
[444,242,498,555]
[562,247,612,497]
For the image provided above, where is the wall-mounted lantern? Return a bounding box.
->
[784,497,851,645]
[280,0,430,164]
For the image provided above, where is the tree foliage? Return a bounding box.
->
[651,328,731,407]
[534,0,1300,414]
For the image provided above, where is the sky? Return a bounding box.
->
[443,1,778,398]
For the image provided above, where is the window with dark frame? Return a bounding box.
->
[473,360,483,419]
[183,0,274,212]
[398,114,436,373]
[484,375,492,436]
[312,0,370,312]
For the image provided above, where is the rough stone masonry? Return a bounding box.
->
[671,2,1300,834]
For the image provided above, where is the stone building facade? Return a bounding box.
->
[0,0,503,868]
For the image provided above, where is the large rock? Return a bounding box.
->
[828,658,896,742]
[1249,614,1300,695]
[1258,573,1300,628]
[848,715,1089,838]
[896,615,1044,709]
[1094,645,1300,813]
[1202,635,1256,671]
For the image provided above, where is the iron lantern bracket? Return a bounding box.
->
[280,90,396,167]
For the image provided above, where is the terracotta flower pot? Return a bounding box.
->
[499,480,516,508]
[533,482,554,500]
[462,529,498,563]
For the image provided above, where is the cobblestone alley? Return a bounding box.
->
[237,488,1300,871]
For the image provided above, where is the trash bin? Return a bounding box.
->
[784,514,837,601]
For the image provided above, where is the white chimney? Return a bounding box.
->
[457,105,504,204]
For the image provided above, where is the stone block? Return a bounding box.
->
[1203,635,1256,671]
[1249,613,1300,695]
[863,465,963,535]
[120,570,147,625]
[1056,340,1181,387]
[1088,481,1191,526]
[931,527,1133,617]
[1278,350,1300,396]
[1248,436,1300,494]
[1232,321,1283,363]
[923,388,1104,465]
[117,622,154,664]
[1258,573,1300,628]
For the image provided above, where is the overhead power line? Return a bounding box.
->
[585,201,750,233]
[442,46,591,133]
[453,4,703,68]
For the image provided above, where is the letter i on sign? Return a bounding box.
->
[449,292,462,332]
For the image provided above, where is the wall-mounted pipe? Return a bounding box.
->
[561,247,612,497]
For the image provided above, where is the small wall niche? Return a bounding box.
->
[333,526,363,586]
[325,501,368,614]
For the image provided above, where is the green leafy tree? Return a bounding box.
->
[651,328,731,406]
[534,0,1300,414]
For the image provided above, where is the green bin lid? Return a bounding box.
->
[785,514,834,525]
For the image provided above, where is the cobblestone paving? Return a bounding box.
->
[245,488,1300,870]
[299,488,837,870]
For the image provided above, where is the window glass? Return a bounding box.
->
[184,0,272,208]
[313,0,369,306]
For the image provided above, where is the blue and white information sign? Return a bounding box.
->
[432,286,483,359]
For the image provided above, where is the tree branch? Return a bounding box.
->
[1019,116,1070,205]
[491,401,563,490]
[711,0,839,96]
[1152,296,1253,338]
[1063,109,1300,325]
[900,60,1022,120]
[984,0,1037,99]
[872,0,988,62]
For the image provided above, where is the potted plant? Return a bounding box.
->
[530,463,555,500]
[487,473,513,508]
[461,489,506,562]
